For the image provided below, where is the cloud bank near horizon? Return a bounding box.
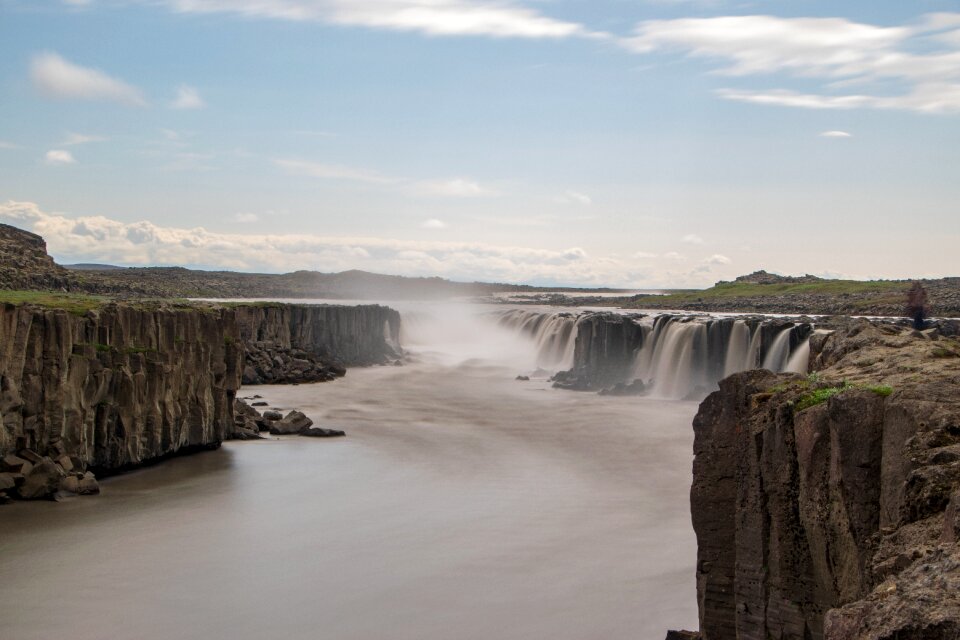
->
[0,200,738,288]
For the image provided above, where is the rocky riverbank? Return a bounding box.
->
[675,319,960,639]
[0,300,401,503]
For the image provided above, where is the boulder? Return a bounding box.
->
[515,375,530,381]
[1,454,27,473]
[0,472,16,491]
[251,401,268,407]
[262,410,283,421]
[300,427,346,438]
[269,410,314,435]
[18,458,66,500]
[77,472,100,495]
[59,475,80,495]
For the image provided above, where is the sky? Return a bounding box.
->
[0,0,958,288]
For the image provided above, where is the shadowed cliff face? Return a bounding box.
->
[0,302,402,478]
[690,320,960,640]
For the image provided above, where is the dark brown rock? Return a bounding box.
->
[18,458,66,500]
[688,321,960,640]
[269,410,313,435]
[300,427,345,438]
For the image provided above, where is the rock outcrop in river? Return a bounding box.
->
[0,300,401,502]
[684,319,960,639]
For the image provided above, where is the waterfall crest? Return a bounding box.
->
[494,310,814,399]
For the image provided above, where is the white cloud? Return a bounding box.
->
[0,200,696,287]
[705,254,731,265]
[634,251,658,259]
[275,158,496,198]
[555,190,593,206]
[159,0,596,40]
[63,132,106,145]
[30,52,147,106]
[818,130,853,138]
[412,178,496,198]
[625,14,960,114]
[44,150,76,165]
[171,85,205,109]
[681,233,705,245]
[233,212,260,223]
[663,251,686,261]
[420,218,448,229]
[0,141,19,150]
[273,158,399,184]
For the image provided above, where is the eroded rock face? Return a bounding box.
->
[0,301,402,491]
[234,304,402,374]
[0,303,243,472]
[690,320,960,639]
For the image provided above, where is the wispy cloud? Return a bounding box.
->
[233,212,260,223]
[420,218,448,229]
[171,85,205,109]
[273,158,400,184]
[704,254,731,265]
[0,141,20,150]
[819,130,852,138]
[30,52,147,106]
[555,190,592,206]
[411,178,496,198]
[624,14,960,114]
[45,150,76,165]
[63,132,106,145]
[681,233,704,245]
[158,0,598,40]
[1,200,733,287]
[275,158,496,198]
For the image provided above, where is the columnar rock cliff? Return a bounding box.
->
[687,319,960,639]
[234,304,402,367]
[0,301,402,499]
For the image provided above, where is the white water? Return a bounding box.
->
[0,302,699,640]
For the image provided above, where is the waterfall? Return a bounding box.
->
[494,310,814,399]
[785,338,810,374]
[493,309,578,370]
[761,326,794,372]
[723,320,752,378]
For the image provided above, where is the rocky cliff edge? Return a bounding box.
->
[686,319,960,639]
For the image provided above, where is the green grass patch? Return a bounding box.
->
[932,347,960,359]
[122,346,157,355]
[627,279,907,307]
[794,381,893,412]
[0,290,109,315]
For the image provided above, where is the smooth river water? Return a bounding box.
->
[0,304,699,640]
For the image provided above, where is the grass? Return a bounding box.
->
[0,290,109,315]
[626,279,907,307]
[794,381,893,412]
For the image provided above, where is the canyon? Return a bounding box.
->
[2,222,960,639]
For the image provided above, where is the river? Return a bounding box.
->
[0,303,699,639]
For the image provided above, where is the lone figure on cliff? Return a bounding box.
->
[905,281,930,330]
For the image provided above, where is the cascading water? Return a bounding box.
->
[494,310,814,400]
[493,309,578,370]
[761,326,794,372]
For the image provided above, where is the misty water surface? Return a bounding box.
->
[0,304,699,640]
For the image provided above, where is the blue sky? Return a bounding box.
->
[0,0,958,287]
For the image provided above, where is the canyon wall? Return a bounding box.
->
[688,320,960,639]
[0,301,401,487]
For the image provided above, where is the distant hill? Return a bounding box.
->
[65,263,125,271]
[621,274,960,317]
[0,222,628,300]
